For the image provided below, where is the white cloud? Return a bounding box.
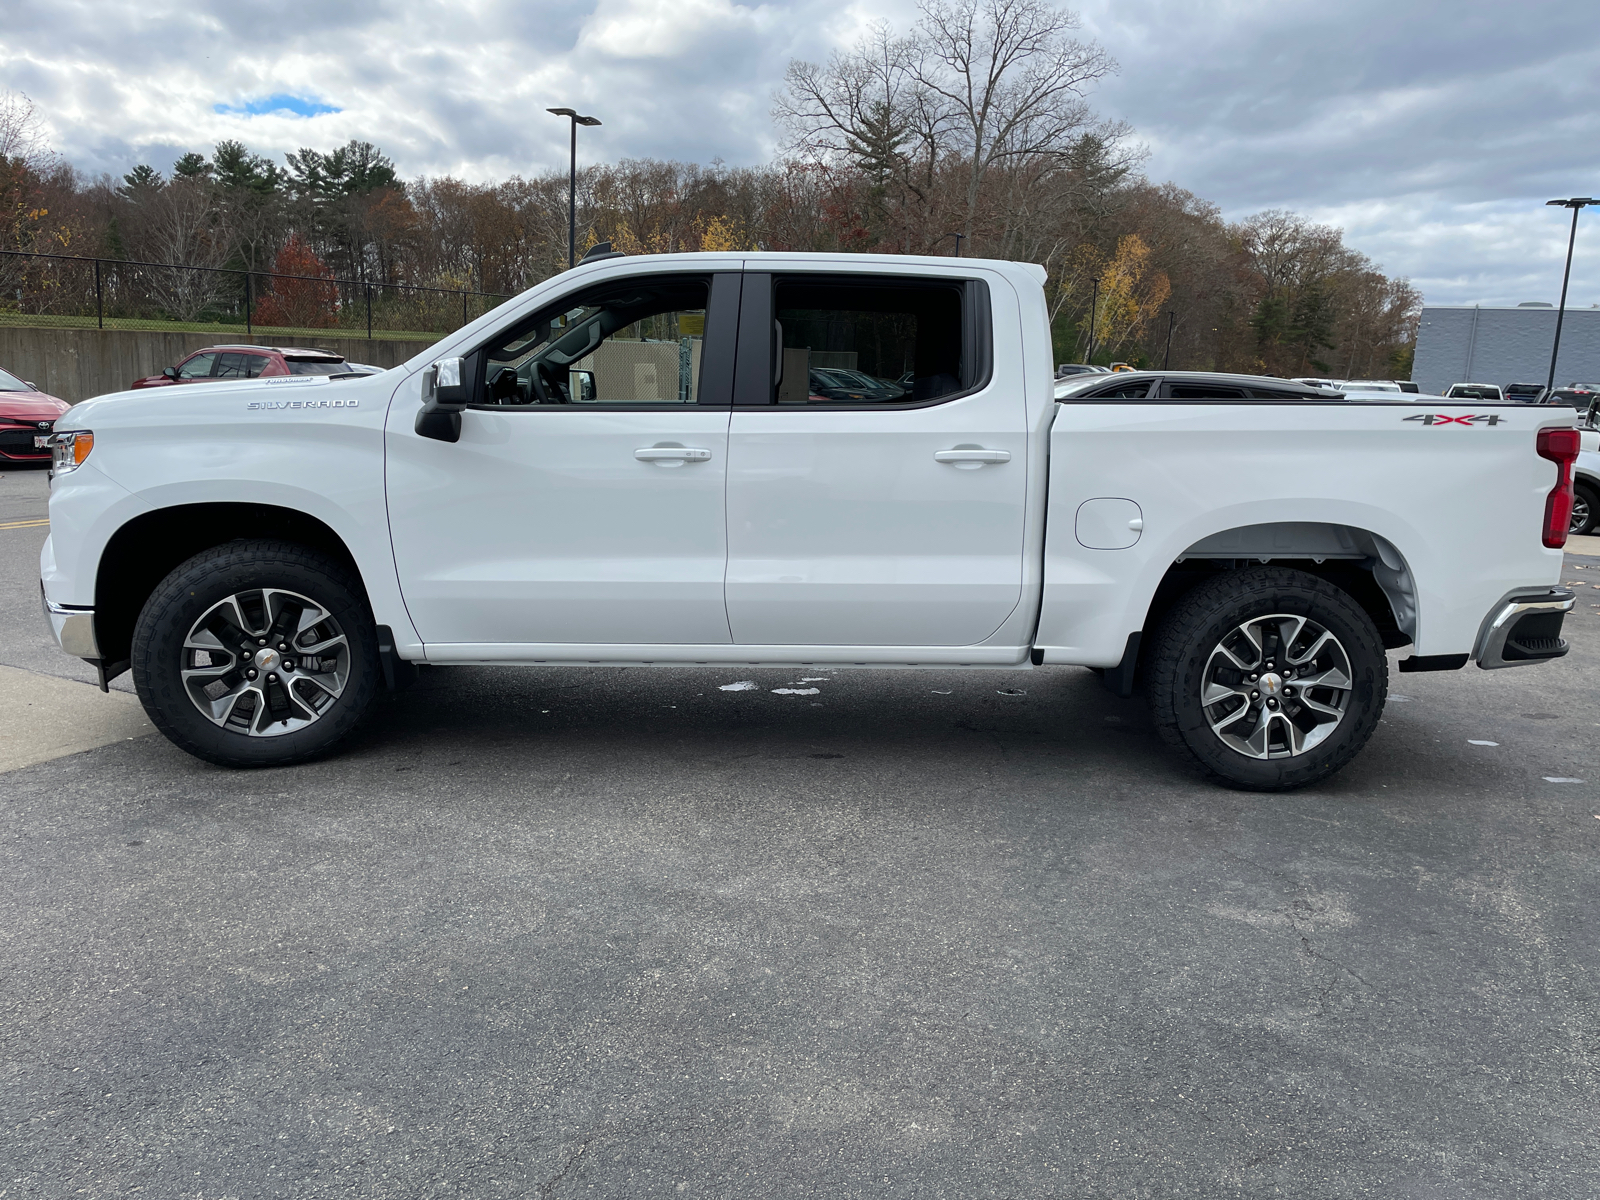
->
[3,0,1596,304]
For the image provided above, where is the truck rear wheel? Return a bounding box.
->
[1147,567,1387,791]
[131,540,379,767]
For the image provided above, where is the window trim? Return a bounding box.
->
[730,272,993,411]
[1062,376,1357,404]
[459,271,741,411]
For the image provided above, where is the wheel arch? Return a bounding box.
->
[1142,522,1417,661]
[94,503,369,670]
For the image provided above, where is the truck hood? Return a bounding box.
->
[58,372,395,430]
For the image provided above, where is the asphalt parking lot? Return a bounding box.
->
[3,460,1599,1198]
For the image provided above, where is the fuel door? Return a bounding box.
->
[1075,497,1143,550]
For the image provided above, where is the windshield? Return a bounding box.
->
[1448,385,1500,399]
[0,368,30,391]
[285,358,348,376]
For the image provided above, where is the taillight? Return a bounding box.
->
[1537,426,1581,548]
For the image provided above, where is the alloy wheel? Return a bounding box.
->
[1200,613,1353,759]
[180,588,350,737]
[1570,491,1591,534]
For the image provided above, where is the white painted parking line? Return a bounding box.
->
[0,664,153,773]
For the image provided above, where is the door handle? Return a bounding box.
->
[934,448,1011,464]
[635,447,712,461]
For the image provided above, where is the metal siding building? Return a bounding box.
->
[1413,305,1600,395]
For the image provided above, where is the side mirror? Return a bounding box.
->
[162,366,179,380]
[569,369,596,404]
[416,356,469,443]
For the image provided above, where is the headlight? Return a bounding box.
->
[51,430,93,474]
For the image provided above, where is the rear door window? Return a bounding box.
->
[750,276,981,406]
[214,352,268,379]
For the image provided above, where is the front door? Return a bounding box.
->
[724,271,1029,647]
[387,271,740,647]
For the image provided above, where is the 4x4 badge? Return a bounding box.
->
[1403,413,1502,425]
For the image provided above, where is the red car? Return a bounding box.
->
[132,345,349,388]
[0,367,71,464]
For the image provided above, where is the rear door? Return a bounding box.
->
[723,270,1029,647]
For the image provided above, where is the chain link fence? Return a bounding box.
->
[0,250,512,340]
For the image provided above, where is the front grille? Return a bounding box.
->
[0,428,48,452]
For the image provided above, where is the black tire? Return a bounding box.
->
[131,539,380,767]
[1147,567,1387,791]
[1571,481,1599,536]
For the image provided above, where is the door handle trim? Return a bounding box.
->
[934,448,1011,464]
[635,447,713,461]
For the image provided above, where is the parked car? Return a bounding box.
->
[132,345,350,389]
[1343,379,1403,393]
[1444,383,1505,401]
[1543,385,1599,409]
[1055,364,1108,378]
[1572,414,1600,535]
[1396,381,1420,393]
[43,252,1578,791]
[806,367,906,402]
[0,367,71,464]
[1504,382,1546,403]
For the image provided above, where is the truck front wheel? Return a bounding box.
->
[1148,567,1387,791]
[131,540,380,767]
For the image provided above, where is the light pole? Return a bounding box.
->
[547,107,602,269]
[1544,197,1595,394]
[942,233,966,256]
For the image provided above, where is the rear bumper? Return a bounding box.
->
[40,583,99,659]
[1475,588,1575,669]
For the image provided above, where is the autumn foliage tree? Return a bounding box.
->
[254,234,338,329]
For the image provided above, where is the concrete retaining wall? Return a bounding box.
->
[0,326,443,404]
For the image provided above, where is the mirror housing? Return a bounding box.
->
[416,356,469,442]
[162,366,179,380]
[569,369,596,404]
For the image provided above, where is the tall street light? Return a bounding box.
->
[1544,197,1595,394]
[547,107,602,269]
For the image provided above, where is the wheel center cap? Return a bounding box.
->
[1258,672,1283,698]
[254,648,281,672]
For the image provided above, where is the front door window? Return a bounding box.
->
[479,278,711,407]
[176,353,218,380]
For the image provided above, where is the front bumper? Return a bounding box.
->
[1476,588,1575,670]
[40,583,99,659]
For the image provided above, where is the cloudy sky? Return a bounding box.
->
[4,0,1598,306]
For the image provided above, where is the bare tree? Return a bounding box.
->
[914,0,1117,242]
[0,90,54,170]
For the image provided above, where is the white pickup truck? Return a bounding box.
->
[40,251,1581,789]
